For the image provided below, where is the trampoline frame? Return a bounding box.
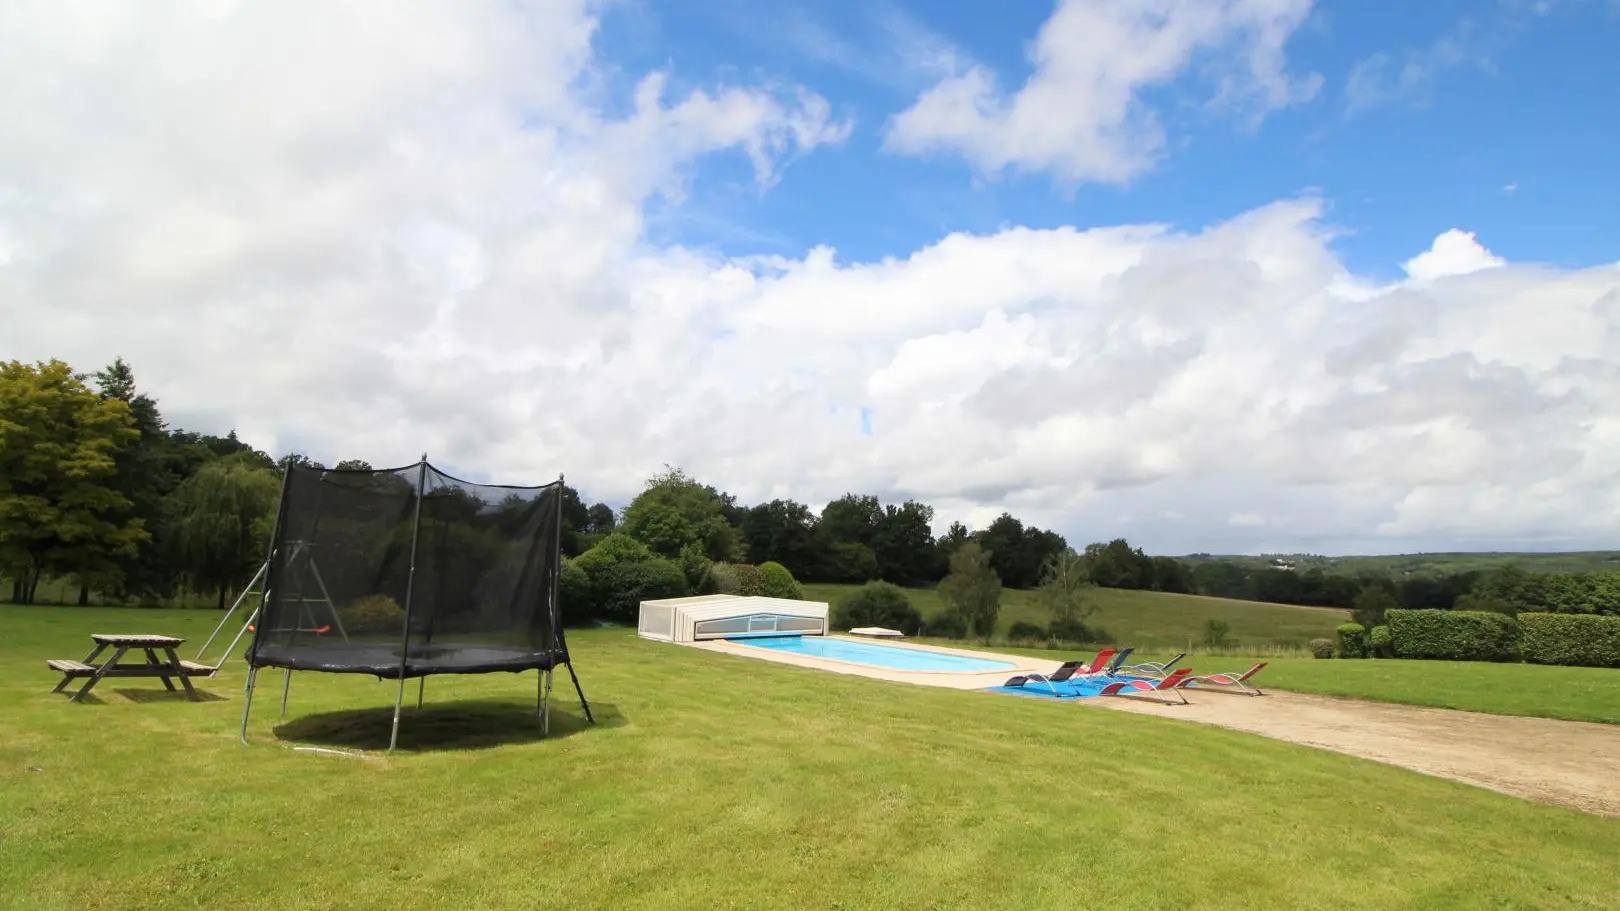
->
[238,455,595,752]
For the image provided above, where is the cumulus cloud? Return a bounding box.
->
[882,0,1323,184]
[1402,229,1506,281]
[3,1,1619,555]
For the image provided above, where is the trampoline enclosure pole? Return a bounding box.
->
[389,455,429,753]
[239,666,259,745]
[280,669,292,718]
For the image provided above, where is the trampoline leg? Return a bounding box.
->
[279,669,292,719]
[539,668,553,736]
[387,674,408,753]
[239,666,259,745]
[564,660,595,725]
[417,677,425,711]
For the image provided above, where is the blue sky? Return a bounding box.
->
[609,0,1619,281]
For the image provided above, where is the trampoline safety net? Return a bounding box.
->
[246,461,567,680]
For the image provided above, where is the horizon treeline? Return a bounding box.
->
[3,355,1616,620]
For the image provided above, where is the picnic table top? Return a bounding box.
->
[91,633,186,647]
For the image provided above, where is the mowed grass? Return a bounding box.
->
[801,581,1348,648]
[4,607,1619,910]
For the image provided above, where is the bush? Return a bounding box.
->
[1336,622,1369,658]
[1369,624,1393,658]
[590,558,689,623]
[1309,638,1336,659]
[340,594,405,635]
[710,562,766,596]
[1048,615,1106,644]
[1202,618,1232,648]
[757,561,804,599]
[1518,612,1620,668]
[1387,609,1519,662]
[924,610,968,639]
[830,581,922,635]
[1007,620,1047,641]
[558,558,591,626]
[574,532,691,623]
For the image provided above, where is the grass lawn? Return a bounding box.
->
[4,605,1618,910]
[802,581,1348,648]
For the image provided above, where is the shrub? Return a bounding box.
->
[1369,624,1393,658]
[1309,638,1336,659]
[830,581,922,635]
[924,610,968,639]
[590,558,689,623]
[558,558,591,626]
[710,562,766,596]
[1202,618,1232,648]
[757,561,804,599]
[1007,620,1047,642]
[1518,612,1620,668]
[340,594,405,635]
[1387,609,1519,662]
[1336,622,1369,658]
[1048,615,1106,643]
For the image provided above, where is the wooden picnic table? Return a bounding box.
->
[47,633,216,702]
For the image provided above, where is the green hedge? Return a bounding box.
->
[1369,624,1393,658]
[1518,613,1620,668]
[1387,609,1519,662]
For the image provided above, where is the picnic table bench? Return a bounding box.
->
[47,634,216,702]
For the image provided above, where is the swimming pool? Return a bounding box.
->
[737,635,1018,674]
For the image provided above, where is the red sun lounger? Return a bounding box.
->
[1175,662,1267,696]
[1098,667,1195,704]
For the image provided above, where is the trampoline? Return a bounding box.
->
[238,457,593,751]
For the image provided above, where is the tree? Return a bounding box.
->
[1082,538,1153,589]
[584,502,616,535]
[559,483,593,557]
[977,513,1068,589]
[870,500,941,586]
[1037,548,1096,636]
[333,459,373,471]
[0,359,149,603]
[1148,555,1192,593]
[740,498,823,577]
[1351,584,1399,627]
[90,358,184,603]
[818,494,884,548]
[937,540,1001,639]
[618,466,741,561]
[165,453,281,608]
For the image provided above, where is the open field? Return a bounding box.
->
[802,581,1348,648]
[4,605,1619,910]
[1188,550,1620,576]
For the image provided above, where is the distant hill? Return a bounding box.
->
[1176,551,1620,576]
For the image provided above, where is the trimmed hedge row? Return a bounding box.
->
[1518,612,1620,668]
[1387,609,1519,662]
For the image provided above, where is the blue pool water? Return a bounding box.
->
[738,635,1018,673]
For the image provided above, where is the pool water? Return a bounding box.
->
[737,635,1018,674]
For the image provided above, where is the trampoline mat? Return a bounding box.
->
[249,642,558,678]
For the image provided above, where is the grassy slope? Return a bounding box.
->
[1188,551,1620,575]
[4,605,1618,910]
[801,581,1348,648]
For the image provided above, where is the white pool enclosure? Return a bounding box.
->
[637,594,830,643]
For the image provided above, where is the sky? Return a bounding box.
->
[2,0,1618,557]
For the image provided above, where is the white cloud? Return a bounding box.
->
[4,2,1620,556]
[1402,229,1506,282]
[882,0,1322,184]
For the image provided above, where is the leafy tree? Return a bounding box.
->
[1351,584,1400,627]
[618,466,741,561]
[89,358,187,603]
[1038,548,1096,629]
[740,498,823,577]
[977,514,1068,589]
[818,493,884,548]
[334,459,373,471]
[277,453,325,472]
[1148,555,1192,593]
[1082,537,1153,590]
[572,531,689,621]
[584,502,616,535]
[938,540,1002,639]
[165,452,281,608]
[0,359,148,603]
[558,483,593,557]
[870,500,941,586]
